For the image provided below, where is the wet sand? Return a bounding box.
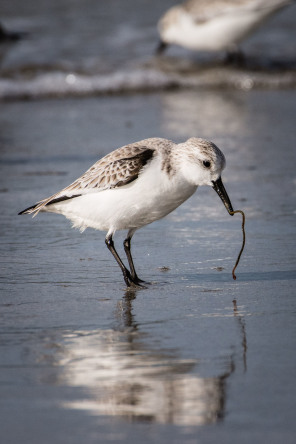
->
[1,89,296,443]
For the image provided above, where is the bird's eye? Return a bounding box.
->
[203,160,211,168]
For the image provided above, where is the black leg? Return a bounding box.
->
[105,234,144,287]
[224,47,246,66]
[123,235,146,285]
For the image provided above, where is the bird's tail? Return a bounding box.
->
[18,202,42,216]
[19,194,82,216]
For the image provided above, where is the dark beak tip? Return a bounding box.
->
[156,40,167,55]
[212,177,234,215]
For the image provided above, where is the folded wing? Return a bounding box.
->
[19,144,155,216]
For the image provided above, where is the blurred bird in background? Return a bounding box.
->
[157,0,294,62]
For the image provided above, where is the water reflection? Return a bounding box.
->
[51,291,242,426]
[115,289,138,331]
[160,90,249,140]
[233,299,247,372]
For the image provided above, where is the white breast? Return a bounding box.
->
[46,156,197,233]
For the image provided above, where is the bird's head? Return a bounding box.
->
[179,137,234,214]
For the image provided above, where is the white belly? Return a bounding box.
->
[46,163,197,233]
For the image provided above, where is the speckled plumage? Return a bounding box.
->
[19,137,233,287]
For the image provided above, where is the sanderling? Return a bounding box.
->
[157,0,292,59]
[19,137,234,287]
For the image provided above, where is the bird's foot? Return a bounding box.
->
[129,277,150,289]
[123,270,149,289]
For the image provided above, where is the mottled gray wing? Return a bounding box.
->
[66,146,155,192]
[184,0,260,23]
[23,145,156,215]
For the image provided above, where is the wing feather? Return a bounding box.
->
[183,0,283,24]
[20,143,156,216]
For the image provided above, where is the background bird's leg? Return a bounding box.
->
[105,234,134,287]
[123,230,146,285]
[225,44,245,66]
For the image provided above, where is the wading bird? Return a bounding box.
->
[19,137,234,287]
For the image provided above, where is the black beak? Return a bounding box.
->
[212,177,234,215]
[156,40,168,55]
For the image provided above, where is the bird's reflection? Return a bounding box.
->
[233,298,248,372]
[48,290,249,426]
[115,289,138,331]
[160,90,248,141]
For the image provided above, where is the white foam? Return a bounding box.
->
[0,63,295,100]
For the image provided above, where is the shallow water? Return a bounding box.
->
[1,88,296,443]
